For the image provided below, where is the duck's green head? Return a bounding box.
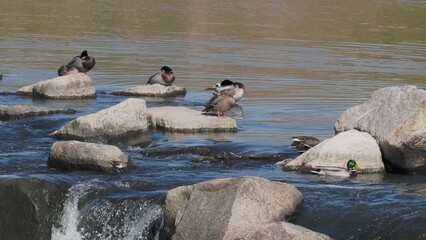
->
[347,159,362,171]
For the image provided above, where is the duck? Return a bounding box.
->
[289,136,321,153]
[147,66,175,86]
[310,159,362,177]
[205,79,245,101]
[202,91,236,117]
[57,65,80,76]
[58,50,96,76]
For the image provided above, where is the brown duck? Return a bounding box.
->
[58,50,96,76]
[205,79,245,101]
[147,66,175,86]
[202,88,236,117]
[290,136,321,153]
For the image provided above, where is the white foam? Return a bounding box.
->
[51,182,97,240]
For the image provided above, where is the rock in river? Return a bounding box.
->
[49,98,148,142]
[0,177,69,240]
[112,84,186,98]
[0,104,75,121]
[162,176,331,240]
[147,106,237,132]
[16,73,95,99]
[48,140,128,173]
[335,85,426,174]
[284,130,384,173]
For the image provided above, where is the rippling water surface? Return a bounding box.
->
[1,0,426,239]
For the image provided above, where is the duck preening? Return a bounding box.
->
[205,79,245,101]
[147,66,175,86]
[310,159,362,177]
[58,50,96,76]
[203,79,243,117]
[290,136,321,153]
[202,93,236,117]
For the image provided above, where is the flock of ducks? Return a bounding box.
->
[57,50,361,177]
[57,50,245,118]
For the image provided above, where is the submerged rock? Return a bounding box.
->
[0,105,75,121]
[162,176,329,240]
[284,130,384,173]
[335,85,426,174]
[48,140,128,173]
[147,106,237,132]
[112,84,186,98]
[0,177,69,240]
[49,98,148,142]
[16,73,95,99]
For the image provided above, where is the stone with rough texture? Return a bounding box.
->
[0,177,69,240]
[48,140,128,173]
[284,130,384,173]
[161,176,327,240]
[147,106,237,132]
[249,222,331,240]
[112,84,186,98]
[49,98,148,142]
[16,73,95,99]
[335,85,426,173]
[0,105,75,121]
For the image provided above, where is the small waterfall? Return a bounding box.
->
[51,182,92,240]
[51,180,164,240]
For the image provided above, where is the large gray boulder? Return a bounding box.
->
[48,140,128,173]
[147,106,237,132]
[335,85,426,173]
[112,84,186,98]
[284,130,384,173]
[16,73,95,99]
[0,177,69,240]
[0,105,75,121]
[49,98,148,142]
[162,176,330,240]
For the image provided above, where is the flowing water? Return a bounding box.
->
[1,0,426,239]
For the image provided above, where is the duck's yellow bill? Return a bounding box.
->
[355,164,362,170]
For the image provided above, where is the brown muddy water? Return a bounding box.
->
[1,1,426,239]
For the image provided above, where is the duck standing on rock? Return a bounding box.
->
[147,66,175,86]
[290,136,321,153]
[202,83,237,117]
[58,50,96,76]
[310,159,362,177]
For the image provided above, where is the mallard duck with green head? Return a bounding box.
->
[310,159,362,177]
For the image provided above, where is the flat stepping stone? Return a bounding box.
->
[16,73,95,99]
[112,84,186,98]
[147,106,237,132]
[48,140,128,173]
[49,98,148,142]
[0,105,75,121]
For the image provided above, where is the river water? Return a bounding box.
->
[1,0,426,239]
